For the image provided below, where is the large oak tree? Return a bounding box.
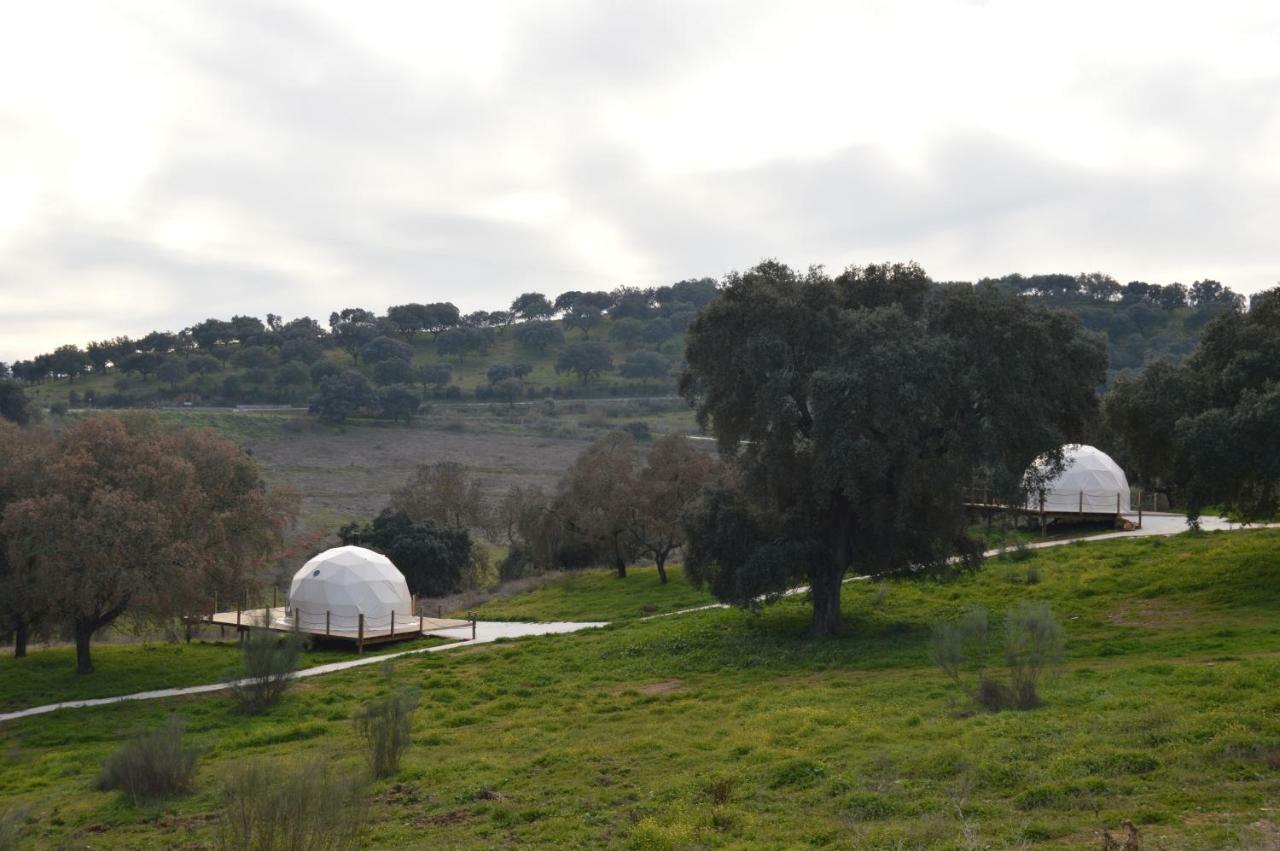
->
[2,414,298,673]
[680,261,1106,636]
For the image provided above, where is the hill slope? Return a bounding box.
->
[2,529,1278,848]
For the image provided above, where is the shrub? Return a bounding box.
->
[699,775,736,805]
[354,667,421,778]
[230,628,305,714]
[218,756,365,851]
[930,607,989,685]
[97,716,200,805]
[932,603,1063,711]
[1004,601,1064,709]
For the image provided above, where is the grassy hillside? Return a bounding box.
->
[2,529,1279,848]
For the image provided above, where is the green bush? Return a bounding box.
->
[1005,601,1064,709]
[932,602,1063,710]
[353,666,420,778]
[218,756,365,851]
[97,715,200,805]
[230,628,305,715]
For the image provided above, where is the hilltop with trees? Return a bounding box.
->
[2,271,1250,422]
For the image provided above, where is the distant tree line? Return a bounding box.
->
[4,279,720,413]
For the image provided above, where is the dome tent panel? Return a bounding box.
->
[287,545,413,632]
[1025,444,1130,514]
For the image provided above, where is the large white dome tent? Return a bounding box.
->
[284,545,413,633]
[1025,444,1130,515]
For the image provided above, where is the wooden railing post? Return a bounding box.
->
[390,611,395,637]
[419,613,424,633]
[357,613,364,654]
[326,610,331,636]
[293,607,299,630]
[1079,490,1084,517]
[1138,489,1143,529]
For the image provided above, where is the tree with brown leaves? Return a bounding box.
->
[2,414,298,674]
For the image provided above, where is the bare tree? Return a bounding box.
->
[625,434,719,583]
[391,461,489,532]
[554,432,640,578]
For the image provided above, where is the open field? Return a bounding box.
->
[2,529,1279,848]
[99,402,704,530]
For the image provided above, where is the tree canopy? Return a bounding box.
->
[1105,287,1280,522]
[1,414,297,672]
[680,261,1107,636]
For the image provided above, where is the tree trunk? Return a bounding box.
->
[13,618,28,658]
[74,620,95,675]
[614,554,627,579]
[655,553,668,584]
[809,561,845,637]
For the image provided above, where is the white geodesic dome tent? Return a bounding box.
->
[1025,444,1130,515]
[286,545,412,633]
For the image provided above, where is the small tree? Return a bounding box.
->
[361,335,414,366]
[390,461,488,532]
[417,363,453,394]
[376,385,422,423]
[625,434,718,583]
[515,321,564,354]
[156,358,189,390]
[329,308,379,364]
[511,292,555,321]
[309,371,376,423]
[554,431,639,577]
[0,381,32,425]
[344,509,472,596]
[556,342,614,383]
[372,358,417,386]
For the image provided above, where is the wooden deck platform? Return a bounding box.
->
[199,607,475,651]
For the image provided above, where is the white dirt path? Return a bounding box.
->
[0,621,604,724]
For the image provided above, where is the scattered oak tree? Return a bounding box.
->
[680,261,1106,636]
[390,462,489,532]
[553,431,640,578]
[1,414,298,673]
[555,342,614,384]
[625,434,719,583]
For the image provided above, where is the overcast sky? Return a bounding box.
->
[2,1,1278,361]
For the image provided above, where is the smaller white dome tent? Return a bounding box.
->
[286,546,412,633]
[1025,445,1130,515]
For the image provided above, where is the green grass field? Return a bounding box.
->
[2,530,1279,848]
[0,635,445,715]
[465,564,715,622]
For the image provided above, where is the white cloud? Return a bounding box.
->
[1,0,1278,360]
